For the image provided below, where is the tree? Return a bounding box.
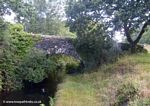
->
[1,0,72,36]
[0,0,13,16]
[74,18,114,68]
[24,0,72,36]
[0,0,34,23]
[102,0,150,53]
[66,0,150,53]
[66,2,119,68]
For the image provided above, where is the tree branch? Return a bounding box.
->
[134,19,150,44]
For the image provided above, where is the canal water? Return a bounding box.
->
[0,78,57,106]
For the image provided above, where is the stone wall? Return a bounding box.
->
[35,36,80,59]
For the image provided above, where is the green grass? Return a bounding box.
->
[55,53,150,106]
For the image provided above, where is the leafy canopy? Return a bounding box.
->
[66,0,150,52]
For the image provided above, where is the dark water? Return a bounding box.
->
[0,78,57,106]
[0,91,49,106]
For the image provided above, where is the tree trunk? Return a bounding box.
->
[123,22,135,53]
[130,43,136,53]
[124,19,150,53]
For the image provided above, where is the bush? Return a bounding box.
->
[136,44,148,53]
[19,49,80,84]
[114,83,138,105]
[19,48,57,83]
[118,43,148,53]
[9,23,35,57]
[118,43,130,51]
[0,23,38,91]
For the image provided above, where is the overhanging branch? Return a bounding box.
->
[134,19,150,44]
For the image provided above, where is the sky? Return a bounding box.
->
[3,10,16,23]
[113,32,124,42]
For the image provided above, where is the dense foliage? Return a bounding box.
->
[74,18,112,68]
[0,18,7,91]
[0,1,149,106]
[0,21,81,92]
[19,49,80,83]
[0,0,74,36]
[0,22,80,93]
[66,0,150,53]
[66,10,119,69]
[0,21,36,90]
[19,48,56,83]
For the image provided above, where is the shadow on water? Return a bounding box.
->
[0,78,57,106]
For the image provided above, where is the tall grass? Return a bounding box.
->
[55,53,150,106]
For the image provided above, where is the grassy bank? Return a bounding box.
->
[55,53,150,106]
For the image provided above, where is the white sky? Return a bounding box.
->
[3,11,16,23]
[113,31,124,42]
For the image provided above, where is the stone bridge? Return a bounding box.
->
[35,35,80,59]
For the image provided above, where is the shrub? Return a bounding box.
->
[0,23,38,91]
[114,83,138,105]
[19,49,80,84]
[19,48,57,83]
[118,43,130,51]
[135,44,148,53]
[118,43,148,53]
[9,23,35,58]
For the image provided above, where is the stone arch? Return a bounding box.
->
[35,36,80,60]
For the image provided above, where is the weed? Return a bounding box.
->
[114,83,138,106]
